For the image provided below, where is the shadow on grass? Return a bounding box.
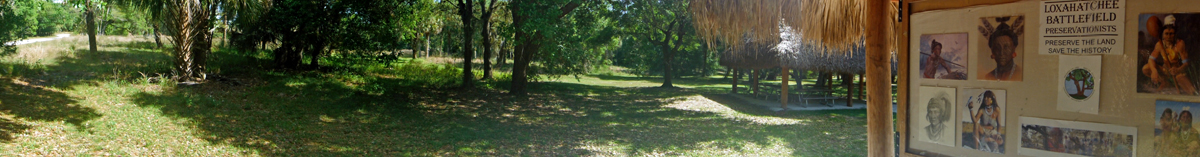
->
[0,65,100,142]
[589,74,731,86]
[129,65,869,156]
[0,42,168,142]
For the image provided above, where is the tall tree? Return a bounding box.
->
[478,0,501,80]
[615,0,698,88]
[109,0,268,80]
[508,0,581,95]
[86,0,98,53]
[0,0,30,56]
[454,0,476,88]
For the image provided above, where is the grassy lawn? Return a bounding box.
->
[0,35,869,156]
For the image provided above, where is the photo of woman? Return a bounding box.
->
[1155,100,1200,156]
[961,89,1005,154]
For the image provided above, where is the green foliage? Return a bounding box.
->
[245,0,420,68]
[0,1,29,56]
[611,0,718,78]
[512,0,618,77]
[98,7,150,36]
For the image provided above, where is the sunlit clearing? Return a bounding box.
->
[665,96,809,125]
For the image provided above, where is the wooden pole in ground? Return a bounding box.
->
[752,69,759,95]
[859,74,865,100]
[731,69,739,94]
[846,73,853,107]
[781,67,789,110]
[866,0,893,156]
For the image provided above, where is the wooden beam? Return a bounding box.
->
[867,0,893,156]
[781,67,790,111]
[898,1,914,156]
[910,0,1020,13]
[898,1,915,156]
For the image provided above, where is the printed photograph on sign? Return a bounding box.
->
[1019,121,1135,157]
[1058,55,1101,114]
[1154,100,1200,156]
[1138,13,1200,96]
[917,86,957,146]
[978,16,1024,81]
[961,89,1005,154]
[920,33,969,80]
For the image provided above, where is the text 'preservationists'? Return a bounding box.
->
[1039,0,1125,55]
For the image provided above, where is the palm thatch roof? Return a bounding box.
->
[719,42,779,69]
[720,26,895,74]
[690,0,897,55]
[774,25,882,74]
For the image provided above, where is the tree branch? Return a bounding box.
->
[557,2,582,19]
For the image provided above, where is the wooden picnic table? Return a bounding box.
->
[759,83,840,107]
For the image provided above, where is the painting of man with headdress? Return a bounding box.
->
[917,86,956,146]
[978,16,1024,81]
[1139,14,1200,95]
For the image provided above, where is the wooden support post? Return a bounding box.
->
[781,67,789,110]
[752,69,759,95]
[866,0,893,156]
[731,69,739,94]
[859,74,865,100]
[844,73,853,107]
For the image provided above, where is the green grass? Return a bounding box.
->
[0,35,870,156]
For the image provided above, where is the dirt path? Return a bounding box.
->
[3,33,71,46]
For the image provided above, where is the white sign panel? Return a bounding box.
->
[1039,0,1125,55]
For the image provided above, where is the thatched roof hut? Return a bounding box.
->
[689,0,896,53]
[719,42,779,69]
[774,26,896,74]
[690,1,898,156]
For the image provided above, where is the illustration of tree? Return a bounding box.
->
[1066,68,1094,99]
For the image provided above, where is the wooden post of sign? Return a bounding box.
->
[866,0,893,156]
[781,67,789,110]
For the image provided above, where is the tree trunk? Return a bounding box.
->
[458,0,476,88]
[482,21,494,80]
[425,38,431,58]
[865,0,894,156]
[723,68,731,79]
[508,0,581,95]
[413,36,420,59]
[510,27,536,95]
[661,49,675,88]
[86,2,97,53]
[166,1,214,80]
[152,24,162,48]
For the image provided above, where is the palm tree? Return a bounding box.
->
[108,0,267,81]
